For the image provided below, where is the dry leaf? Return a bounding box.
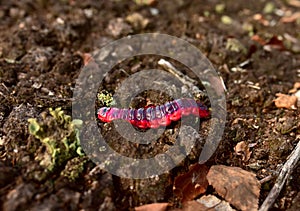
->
[280,12,300,23]
[234,141,252,162]
[251,35,285,51]
[171,197,235,211]
[207,165,260,211]
[171,201,208,211]
[197,195,235,211]
[135,203,169,211]
[287,0,300,7]
[263,36,286,51]
[288,82,300,94]
[274,93,297,109]
[173,164,209,202]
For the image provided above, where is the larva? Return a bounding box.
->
[97,98,209,129]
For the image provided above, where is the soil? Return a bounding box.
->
[0,0,300,210]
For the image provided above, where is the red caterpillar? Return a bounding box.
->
[97,98,209,129]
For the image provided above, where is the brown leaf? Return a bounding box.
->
[234,141,252,162]
[197,195,235,211]
[207,165,260,211]
[289,82,300,94]
[171,196,235,211]
[274,93,297,109]
[287,0,300,7]
[280,12,300,23]
[251,35,286,51]
[135,203,169,211]
[179,201,208,211]
[264,36,286,51]
[173,164,209,203]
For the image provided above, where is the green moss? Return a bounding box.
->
[97,90,114,106]
[28,108,84,171]
[61,157,88,181]
[226,38,247,54]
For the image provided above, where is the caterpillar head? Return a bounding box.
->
[97,107,111,122]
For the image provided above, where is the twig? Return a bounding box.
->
[259,174,275,184]
[157,59,204,96]
[158,59,227,97]
[259,140,300,211]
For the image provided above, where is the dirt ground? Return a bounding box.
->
[0,0,300,210]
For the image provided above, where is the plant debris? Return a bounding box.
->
[274,93,297,109]
[135,202,169,211]
[173,164,209,202]
[206,165,260,211]
[234,141,252,162]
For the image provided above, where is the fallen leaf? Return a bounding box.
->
[287,0,300,7]
[280,12,300,23]
[263,36,286,51]
[197,195,235,211]
[173,164,209,202]
[251,35,286,51]
[207,165,260,211]
[170,197,235,211]
[288,82,300,94]
[135,203,169,211]
[171,201,208,211]
[274,93,297,109]
[234,141,252,162]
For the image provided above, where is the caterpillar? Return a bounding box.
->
[97,98,209,129]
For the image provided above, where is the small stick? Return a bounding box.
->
[158,59,227,96]
[157,59,204,96]
[259,175,275,184]
[259,140,300,211]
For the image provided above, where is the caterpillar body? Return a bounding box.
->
[97,98,209,129]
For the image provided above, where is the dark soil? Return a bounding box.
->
[0,0,300,210]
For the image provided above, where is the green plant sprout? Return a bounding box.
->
[28,108,84,171]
